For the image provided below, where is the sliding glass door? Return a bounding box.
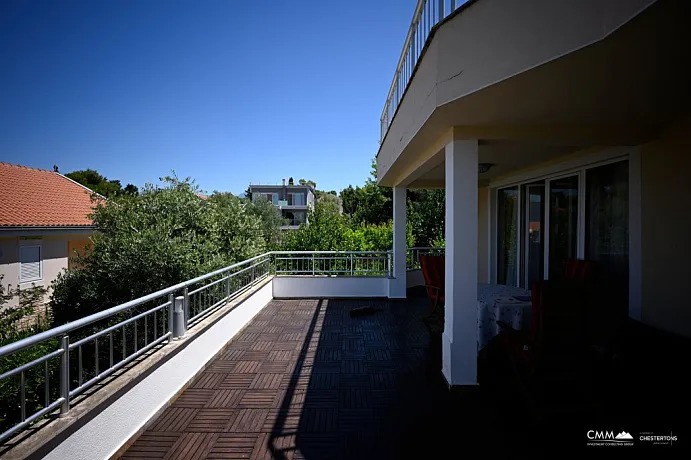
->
[495,158,630,301]
[497,187,519,286]
[547,175,579,280]
[585,161,629,316]
[523,184,545,288]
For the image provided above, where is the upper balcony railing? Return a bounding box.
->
[380,0,468,143]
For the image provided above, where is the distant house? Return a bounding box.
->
[249,179,315,229]
[0,162,99,304]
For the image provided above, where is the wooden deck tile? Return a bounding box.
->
[121,298,453,460]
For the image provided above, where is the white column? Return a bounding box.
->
[388,186,407,299]
[442,139,478,386]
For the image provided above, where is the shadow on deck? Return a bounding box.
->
[121,295,690,459]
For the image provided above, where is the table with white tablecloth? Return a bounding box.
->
[476,283,532,350]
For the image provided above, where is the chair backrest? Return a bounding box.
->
[420,255,445,298]
[564,259,595,286]
[529,279,588,361]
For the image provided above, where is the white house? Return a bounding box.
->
[0,162,97,304]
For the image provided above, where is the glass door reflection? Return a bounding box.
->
[523,184,544,288]
[548,176,579,279]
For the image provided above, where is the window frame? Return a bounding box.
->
[288,192,306,206]
[491,151,631,286]
[19,244,43,283]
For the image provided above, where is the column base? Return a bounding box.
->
[387,277,407,299]
[441,331,478,386]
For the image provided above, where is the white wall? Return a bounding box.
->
[406,269,425,288]
[273,276,389,298]
[0,234,89,307]
[43,281,273,460]
[640,120,691,337]
[378,0,655,180]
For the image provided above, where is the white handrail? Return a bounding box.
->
[380,0,468,143]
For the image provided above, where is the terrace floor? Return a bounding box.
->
[121,297,509,459]
[119,295,690,459]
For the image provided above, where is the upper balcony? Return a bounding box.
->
[377,0,691,187]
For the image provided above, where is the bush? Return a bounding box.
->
[282,200,414,253]
[50,175,266,326]
[0,278,56,434]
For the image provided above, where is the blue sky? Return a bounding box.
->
[0,0,415,195]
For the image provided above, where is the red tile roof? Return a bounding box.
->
[0,162,100,227]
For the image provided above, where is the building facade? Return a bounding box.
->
[377,0,691,387]
[249,179,315,229]
[0,162,98,306]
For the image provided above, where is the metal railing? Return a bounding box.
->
[407,247,445,270]
[273,251,392,277]
[380,0,469,142]
[0,250,400,443]
[0,252,272,443]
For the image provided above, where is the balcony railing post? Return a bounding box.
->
[59,335,70,415]
[312,253,315,276]
[438,0,444,22]
[350,253,354,276]
[226,274,231,300]
[167,293,174,342]
[172,295,186,339]
[183,286,189,329]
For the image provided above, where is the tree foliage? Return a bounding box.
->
[65,169,138,197]
[243,195,285,250]
[298,178,317,189]
[407,189,445,247]
[340,159,444,246]
[282,199,413,252]
[51,175,265,325]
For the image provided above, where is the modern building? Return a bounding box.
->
[249,178,315,229]
[0,162,98,306]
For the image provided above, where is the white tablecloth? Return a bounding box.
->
[477,283,532,350]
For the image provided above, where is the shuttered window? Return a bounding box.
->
[20,246,42,282]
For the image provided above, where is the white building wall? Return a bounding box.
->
[273,277,389,299]
[639,120,691,337]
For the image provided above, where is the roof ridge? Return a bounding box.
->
[56,172,108,200]
[0,161,54,173]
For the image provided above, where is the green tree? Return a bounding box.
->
[243,195,285,250]
[64,169,138,198]
[123,183,139,195]
[298,179,317,189]
[282,199,354,251]
[51,174,265,325]
[408,189,445,247]
[340,159,392,226]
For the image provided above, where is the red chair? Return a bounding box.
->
[497,260,596,420]
[564,259,595,287]
[420,255,445,315]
